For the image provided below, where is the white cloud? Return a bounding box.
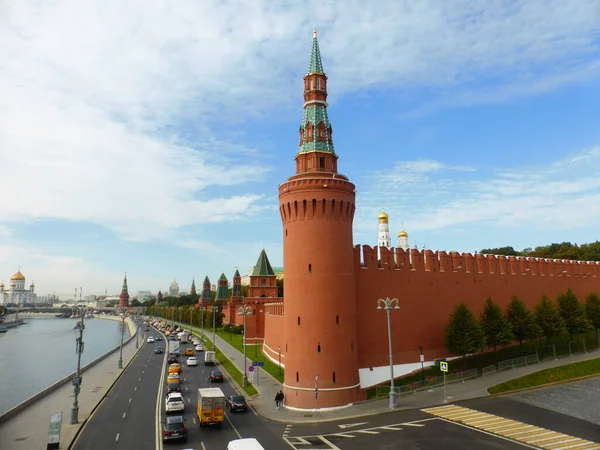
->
[1,0,599,241]
[356,146,600,236]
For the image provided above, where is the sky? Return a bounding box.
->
[1,0,599,299]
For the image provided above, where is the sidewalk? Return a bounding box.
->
[173,320,600,424]
[0,318,143,450]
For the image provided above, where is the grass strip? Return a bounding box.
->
[488,358,600,394]
[216,330,285,383]
[187,329,259,396]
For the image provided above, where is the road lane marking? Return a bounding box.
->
[187,398,190,403]
[225,411,243,439]
[192,417,196,424]
[329,433,356,438]
[139,377,141,381]
[129,398,132,403]
[123,412,126,419]
[201,443,206,450]
[338,422,368,429]
[318,436,342,449]
[134,386,137,391]
[115,433,120,442]
[422,405,600,449]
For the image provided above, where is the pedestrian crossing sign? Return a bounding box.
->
[440,361,448,372]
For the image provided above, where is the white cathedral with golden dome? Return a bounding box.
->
[0,270,38,305]
[377,208,410,256]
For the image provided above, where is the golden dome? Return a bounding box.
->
[11,271,25,281]
[378,208,389,221]
[398,230,408,238]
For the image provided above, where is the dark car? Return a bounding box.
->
[225,394,248,412]
[162,415,187,443]
[167,355,178,364]
[208,370,224,383]
[155,336,162,341]
[167,381,182,394]
[154,348,164,354]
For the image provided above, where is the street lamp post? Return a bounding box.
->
[238,305,252,386]
[70,306,86,424]
[377,297,401,410]
[136,318,139,349]
[419,345,425,381]
[212,303,217,351]
[118,311,126,369]
[278,346,282,376]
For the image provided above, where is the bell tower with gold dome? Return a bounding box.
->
[377,208,392,259]
[279,30,362,409]
[398,226,409,251]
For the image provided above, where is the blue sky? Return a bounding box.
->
[1,1,600,298]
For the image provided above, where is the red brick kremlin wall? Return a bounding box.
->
[355,245,600,373]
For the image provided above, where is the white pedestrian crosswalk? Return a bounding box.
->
[422,404,600,450]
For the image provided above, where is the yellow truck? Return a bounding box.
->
[197,387,225,427]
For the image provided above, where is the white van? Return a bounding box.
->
[227,438,265,450]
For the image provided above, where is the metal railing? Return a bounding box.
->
[374,337,600,397]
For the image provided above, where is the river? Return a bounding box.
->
[0,316,130,415]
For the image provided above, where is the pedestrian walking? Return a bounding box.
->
[274,391,282,409]
[279,390,285,408]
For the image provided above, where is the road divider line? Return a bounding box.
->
[122,412,126,419]
[115,433,120,442]
[134,386,137,391]
[225,412,243,440]
[129,398,132,403]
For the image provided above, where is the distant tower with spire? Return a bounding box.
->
[215,273,229,305]
[377,208,391,259]
[190,278,197,296]
[119,274,129,308]
[157,290,163,303]
[278,30,362,409]
[232,268,243,299]
[200,276,212,306]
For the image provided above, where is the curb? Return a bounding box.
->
[487,372,600,397]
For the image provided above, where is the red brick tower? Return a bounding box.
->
[190,278,197,296]
[278,31,361,409]
[119,274,129,308]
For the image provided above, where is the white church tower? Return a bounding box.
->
[377,208,392,259]
[398,225,409,251]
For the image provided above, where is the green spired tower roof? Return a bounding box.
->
[307,29,324,74]
[252,249,275,276]
[298,30,335,156]
[215,273,229,301]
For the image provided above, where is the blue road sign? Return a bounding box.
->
[252,361,265,367]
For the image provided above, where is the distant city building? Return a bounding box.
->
[0,270,38,305]
[168,278,180,297]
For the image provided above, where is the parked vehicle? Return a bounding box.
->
[225,395,248,413]
[208,370,224,383]
[204,351,216,365]
[162,415,187,443]
[197,387,225,427]
[227,438,265,450]
[166,392,185,414]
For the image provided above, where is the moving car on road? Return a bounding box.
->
[147,336,155,343]
[185,348,194,356]
[187,357,198,366]
[195,344,204,352]
[167,372,180,384]
[168,363,181,374]
[167,381,182,394]
[154,347,164,354]
[167,355,178,364]
[165,392,185,414]
[162,415,187,443]
[227,438,265,450]
[225,395,248,413]
[208,370,224,383]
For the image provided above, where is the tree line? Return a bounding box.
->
[480,241,600,261]
[445,289,600,363]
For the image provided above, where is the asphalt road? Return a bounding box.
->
[284,394,600,449]
[158,336,285,450]
[73,326,286,450]
[72,333,161,450]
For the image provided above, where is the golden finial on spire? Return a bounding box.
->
[313,29,317,39]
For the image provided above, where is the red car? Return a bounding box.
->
[208,370,224,383]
